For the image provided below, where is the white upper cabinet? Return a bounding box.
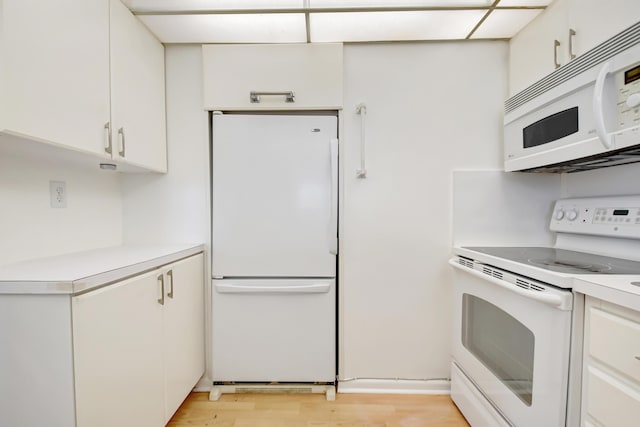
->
[508,0,640,97]
[110,0,167,172]
[0,0,167,173]
[1,0,111,157]
[202,43,343,110]
[567,0,640,58]
[509,0,569,96]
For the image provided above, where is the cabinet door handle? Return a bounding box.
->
[118,127,126,157]
[569,29,576,60]
[635,356,640,361]
[157,274,165,305]
[167,269,174,299]
[249,91,295,103]
[554,39,561,69]
[104,122,112,155]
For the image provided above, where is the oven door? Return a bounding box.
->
[450,258,573,427]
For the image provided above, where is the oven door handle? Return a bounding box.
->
[449,259,570,310]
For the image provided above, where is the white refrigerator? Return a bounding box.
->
[211,113,338,383]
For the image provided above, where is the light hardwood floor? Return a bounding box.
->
[167,392,470,427]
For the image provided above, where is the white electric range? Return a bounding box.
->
[450,195,640,427]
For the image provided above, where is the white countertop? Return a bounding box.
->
[0,244,205,295]
[573,274,640,311]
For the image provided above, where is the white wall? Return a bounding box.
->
[0,150,122,265]
[121,41,510,389]
[452,170,561,247]
[561,162,640,198]
[121,45,209,247]
[340,41,508,383]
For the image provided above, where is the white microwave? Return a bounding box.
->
[504,23,640,173]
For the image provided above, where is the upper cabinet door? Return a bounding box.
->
[2,0,111,156]
[203,43,343,110]
[567,0,640,58]
[508,0,640,97]
[508,0,569,96]
[110,0,167,173]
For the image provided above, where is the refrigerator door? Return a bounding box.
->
[211,278,336,382]
[211,114,338,277]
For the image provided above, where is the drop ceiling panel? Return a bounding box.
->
[138,14,307,43]
[470,8,543,39]
[310,10,486,42]
[125,0,304,13]
[308,0,494,8]
[497,0,552,6]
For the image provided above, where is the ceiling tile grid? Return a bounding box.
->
[126,0,554,43]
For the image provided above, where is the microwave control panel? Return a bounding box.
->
[551,196,640,238]
[617,62,640,129]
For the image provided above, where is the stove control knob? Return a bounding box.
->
[567,209,578,221]
[555,209,565,220]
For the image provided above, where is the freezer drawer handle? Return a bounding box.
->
[250,91,295,103]
[215,283,330,294]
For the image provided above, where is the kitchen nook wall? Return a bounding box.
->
[0,151,123,265]
[120,41,509,391]
[121,45,212,388]
[340,41,507,389]
[121,45,209,248]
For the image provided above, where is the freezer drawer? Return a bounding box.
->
[211,278,336,383]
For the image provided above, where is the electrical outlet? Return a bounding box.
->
[50,181,67,208]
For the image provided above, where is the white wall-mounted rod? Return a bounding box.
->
[355,103,367,178]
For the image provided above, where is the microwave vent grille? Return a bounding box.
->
[506,21,640,114]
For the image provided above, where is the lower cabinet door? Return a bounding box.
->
[72,270,165,427]
[163,254,205,423]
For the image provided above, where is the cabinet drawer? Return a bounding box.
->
[587,366,640,427]
[589,307,640,383]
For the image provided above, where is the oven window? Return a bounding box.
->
[462,294,535,406]
[523,106,578,148]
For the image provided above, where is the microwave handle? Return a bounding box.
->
[593,61,613,149]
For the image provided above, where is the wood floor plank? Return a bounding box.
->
[167,392,469,427]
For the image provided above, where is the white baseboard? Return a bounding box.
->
[338,379,451,395]
[193,376,213,392]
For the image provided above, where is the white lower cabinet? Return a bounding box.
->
[73,253,204,426]
[162,255,206,423]
[582,297,640,427]
[73,270,165,427]
[0,252,204,427]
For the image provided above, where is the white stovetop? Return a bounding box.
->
[454,246,640,311]
[0,244,205,295]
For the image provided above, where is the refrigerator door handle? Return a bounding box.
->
[215,283,331,294]
[329,138,339,255]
